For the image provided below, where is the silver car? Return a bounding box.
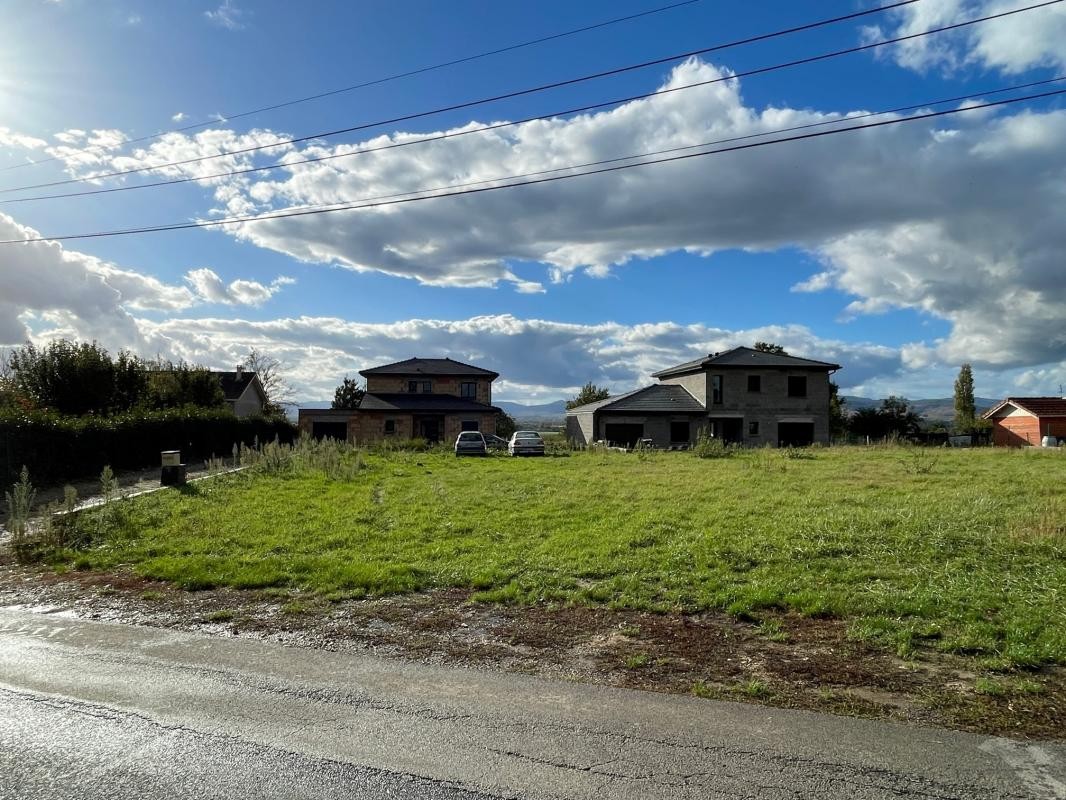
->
[454,431,487,456]
[508,430,545,456]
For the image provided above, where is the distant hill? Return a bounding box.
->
[495,399,567,419]
[843,396,999,422]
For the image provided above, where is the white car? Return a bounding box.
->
[508,431,545,456]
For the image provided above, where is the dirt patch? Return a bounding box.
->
[1,563,1062,740]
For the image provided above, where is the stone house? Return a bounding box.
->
[298,357,500,444]
[566,346,841,448]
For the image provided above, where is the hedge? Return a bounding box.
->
[0,407,297,488]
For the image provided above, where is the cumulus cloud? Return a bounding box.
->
[7,52,1066,387]
[171,112,187,122]
[0,214,285,349]
[865,0,1066,74]
[132,313,902,401]
[184,268,293,306]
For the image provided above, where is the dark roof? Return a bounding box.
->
[651,346,841,378]
[213,371,260,401]
[566,384,705,414]
[984,397,1066,419]
[357,393,501,413]
[359,357,499,379]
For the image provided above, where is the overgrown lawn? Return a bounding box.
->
[60,444,1066,668]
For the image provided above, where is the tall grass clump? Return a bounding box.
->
[692,431,734,459]
[5,466,37,562]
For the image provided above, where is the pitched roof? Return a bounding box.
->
[359,357,499,379]
[566,384,705,414]
[983,397,1066,419]
[213,371,260,401]
[651,346,841,378]
[357,393,501,413]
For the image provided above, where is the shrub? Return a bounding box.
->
[693,431,734,459]
[0,407,296,487]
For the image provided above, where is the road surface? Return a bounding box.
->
[0,607,1063,799]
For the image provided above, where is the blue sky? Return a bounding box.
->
[1,0,1065,402]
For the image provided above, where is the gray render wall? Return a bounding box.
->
[565,412,596,446]
[658,371,708,405]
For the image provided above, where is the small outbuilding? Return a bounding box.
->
[565,384,707,449]
[983,397,1066,446]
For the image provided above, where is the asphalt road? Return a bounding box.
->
[0,608,1063,800]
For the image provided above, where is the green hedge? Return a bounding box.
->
[0,407,297,487]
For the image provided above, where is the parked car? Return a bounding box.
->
[483,434,509,451]
[508,430,545,456]
[454,431,487,456]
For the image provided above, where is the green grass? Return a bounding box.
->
[64,444,1066,667]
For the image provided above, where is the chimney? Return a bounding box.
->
[235,365,243,380]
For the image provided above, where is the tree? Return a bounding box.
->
[332,377,365,409]
[953,363,976,433]
[754,341,788,354]
[850,396,922,440]
[145,361,226,410]
[566,382,611,410]
[828,381,847,439]
[495,411,517,439]
[7,340,147,416]
[242,348,293,417]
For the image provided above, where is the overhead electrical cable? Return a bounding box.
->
[4,87,1061,245]
[4,72,1063,206]
[0,0,704,174]
[0,0,937,195]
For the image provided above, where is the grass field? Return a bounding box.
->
[57,442,1065,668]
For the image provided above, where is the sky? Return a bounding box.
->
[1,0,1065,403]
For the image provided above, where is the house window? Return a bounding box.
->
[670,421,689,443]
[407,380,432,393]
[460,382,476,398]
[747,375,761,392]
[748,421,759,436]
[712,375,724,405]
[384,419,396,435]
[787,376,807,398]
[461,419,479,432]
[407,380,418,393]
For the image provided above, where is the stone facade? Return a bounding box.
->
[364,375,493,405]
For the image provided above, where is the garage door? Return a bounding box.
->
[312,421,348,441]
[778,422,814,447]
[604,423,644,448]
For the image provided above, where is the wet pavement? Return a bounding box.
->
[1,608,1064,799]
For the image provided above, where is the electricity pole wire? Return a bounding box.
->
[0,0,704,174]
[1,0,936,194]
[4,87,1061,245]
[3,70,1063,206]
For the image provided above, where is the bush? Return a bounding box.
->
[692,431,734,459]
[0,406,296,487]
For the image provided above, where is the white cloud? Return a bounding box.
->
[184,268,293,306]
[204,0,246,30]
[866,0,1066,74]
[171,112,187,122]
[9,54,1066,387]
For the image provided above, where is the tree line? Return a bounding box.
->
[0,339,291,418]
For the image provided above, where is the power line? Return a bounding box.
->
[5,87,1061,245]
[0,0,704,174]
[0,0,928,195]
[4,65,1063,207]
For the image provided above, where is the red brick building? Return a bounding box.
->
[983,397,1066,447]
[298,357,500,444]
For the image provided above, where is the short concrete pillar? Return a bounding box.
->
[161,450,187,486]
